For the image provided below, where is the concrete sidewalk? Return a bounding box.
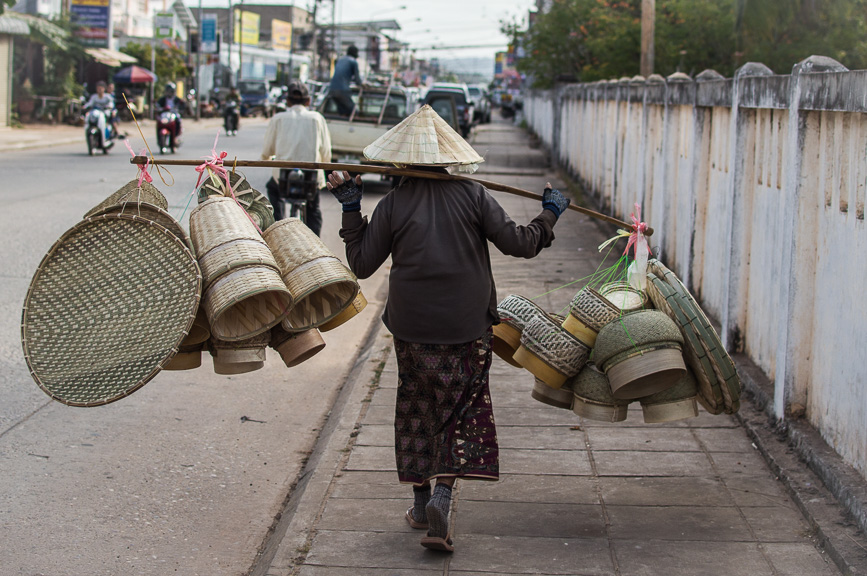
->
[0,116,265,153]
[255,121,857,576]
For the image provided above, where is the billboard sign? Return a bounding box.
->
[200,13,218,53]
[70,0,111,48]
[154,12,176,40]
[271,19,292,51]
[234,9,260,46]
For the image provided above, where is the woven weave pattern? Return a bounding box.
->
[85,179,168,218]
[22,215,201,406]
[264,218,358,329]
[198,238,278,288]
[600,282,647,312]
[89,203,189,247]
[198,172,275,231]
[497,294,547,332]
[209,331,269,360]
[520,314,590,376]
[570,364,627,404]
[190,197,265,257]
[203,265,292,341]
[594,310,684,367]
[569,287,621,332]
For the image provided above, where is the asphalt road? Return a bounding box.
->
[0,118,390,575]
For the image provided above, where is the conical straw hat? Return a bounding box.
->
[363,104,484,167]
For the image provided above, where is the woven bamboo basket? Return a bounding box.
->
[198,171,275,231]
[562,286,621,347]
[164,342,204,370]
[513,314,590,389]
[318,291,368,332]
[84,179,168,218]
[594,310,686,400]
[531,377,575,409]
[270,324,326,367]
[639,367,699,423]
[493,294,548,367]
[209,333,268,374]
[88,202,190,248]
[570,363,630,422]
[21,213,201,406]
[264,218,359,330]
[202,265,293,341]
[647,259,741,415]
[599,282,647,313]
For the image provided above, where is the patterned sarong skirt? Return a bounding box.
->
[393,328,499,485]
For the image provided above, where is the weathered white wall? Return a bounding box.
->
[525,58,867,481]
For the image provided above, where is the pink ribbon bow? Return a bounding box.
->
[195,133,230,191]
[623,204,653,258]
[124,139,153,187]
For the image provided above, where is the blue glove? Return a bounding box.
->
[327,171,363,212]
[542,184,570,219]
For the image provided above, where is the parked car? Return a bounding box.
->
[422,83,474,138]
[467,84,491,123]
[238,80,274,117]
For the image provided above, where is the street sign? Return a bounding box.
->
[200,14,218,53]
[154,12,175,40]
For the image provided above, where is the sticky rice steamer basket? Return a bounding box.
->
[319,291,368,332]
[209,333,268,375]
[570,363,630,422]
[594,310,686,400]
[599,281,647,313]
[190,196,293,341]
[493,295,548,368]
[270,324,326,367]
[531,377,574,409]
[513,314,591,389]
[562,287,622,347]
[263,218,359,331]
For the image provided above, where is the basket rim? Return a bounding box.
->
[20,213,202,407]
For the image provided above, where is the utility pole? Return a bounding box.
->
[238,0,244,81]
[196,0,202,120]
[640,0,654,77]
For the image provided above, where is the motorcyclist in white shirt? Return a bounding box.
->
[84,81,116,141]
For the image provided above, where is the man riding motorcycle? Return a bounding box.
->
[157,82,186,131]
[84,81,116,143]
[156,82,186,153]
[223,87,241,136]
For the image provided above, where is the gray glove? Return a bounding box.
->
[327,171,363,212]
[542,184,570,218]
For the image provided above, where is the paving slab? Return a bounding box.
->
[355,424,394,447]
[762,542,843,576]
[317,497,416,533]
[724,475,794,508]
[456,500,606,539]
[711,449,776,477]
[298,567,441,576]
[495,406,579,427]
[613,540,774,576]
[447,535,614,575]
[370,387,398,406]
[607,505,750,542]
[459,474,600,505]
[692,426,760,452]
[500,447,592,476]
[303,530,447,571]
[345,445,396,472]
[591,450,714,477]
[496,424,585,451]
[598,476,733,507]
[740,505,815,542]
[330,471,403,500]
[586,426,704,452]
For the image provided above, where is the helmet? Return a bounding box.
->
[165,82,176,94]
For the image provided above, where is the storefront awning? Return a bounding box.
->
[86,47,139,67]
[0,15,30,36]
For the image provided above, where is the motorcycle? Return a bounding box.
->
[223,100,240,136]
[156,105,182,154]
[85,107,115,155]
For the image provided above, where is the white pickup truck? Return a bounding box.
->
[318,84,416,164]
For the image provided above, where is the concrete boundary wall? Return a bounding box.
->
[525,56,867,482]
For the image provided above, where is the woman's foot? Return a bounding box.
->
[421,483,454,552]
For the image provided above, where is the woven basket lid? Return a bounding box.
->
[363,104,484,167]
[646,259,741,414]
[84,179,168,219]
[21,213,202,406]
[593,310,684,367]
[197,171,276,232]
[87,202,190,249]
[599,282,647,312]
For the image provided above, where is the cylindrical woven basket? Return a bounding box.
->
[562,286,621,347]
[198,171,275,231]
[599,282,647,313]
[164,342,204,371]
[270,324,326,367]
[639,367,699,423]
[493,295,548,367]
[202,265,293,342]
[84,179,168,218]
[318,291,367,332]
[594,310,686,400]
[209,333,268,374]
[21,213,201,406]
[531,377,574,409]
[570,363,630,422]
[513,314,590,389]
[264,218,359,330]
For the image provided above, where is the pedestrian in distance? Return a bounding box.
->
[328,45,363,116]
[326,104,571,553]
[261,80,332,235]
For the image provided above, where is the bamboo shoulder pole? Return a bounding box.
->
[131,156,654,236]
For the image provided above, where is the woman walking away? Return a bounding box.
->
[326,105,570,552]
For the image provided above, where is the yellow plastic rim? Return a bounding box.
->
[561,314,598,347]
[513,346,568,389]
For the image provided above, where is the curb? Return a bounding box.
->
[734,353,867,576]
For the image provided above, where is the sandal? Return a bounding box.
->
[420,533,454,552]
[405,507,429,530]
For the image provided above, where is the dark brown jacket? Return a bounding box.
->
[340,175,558,344]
